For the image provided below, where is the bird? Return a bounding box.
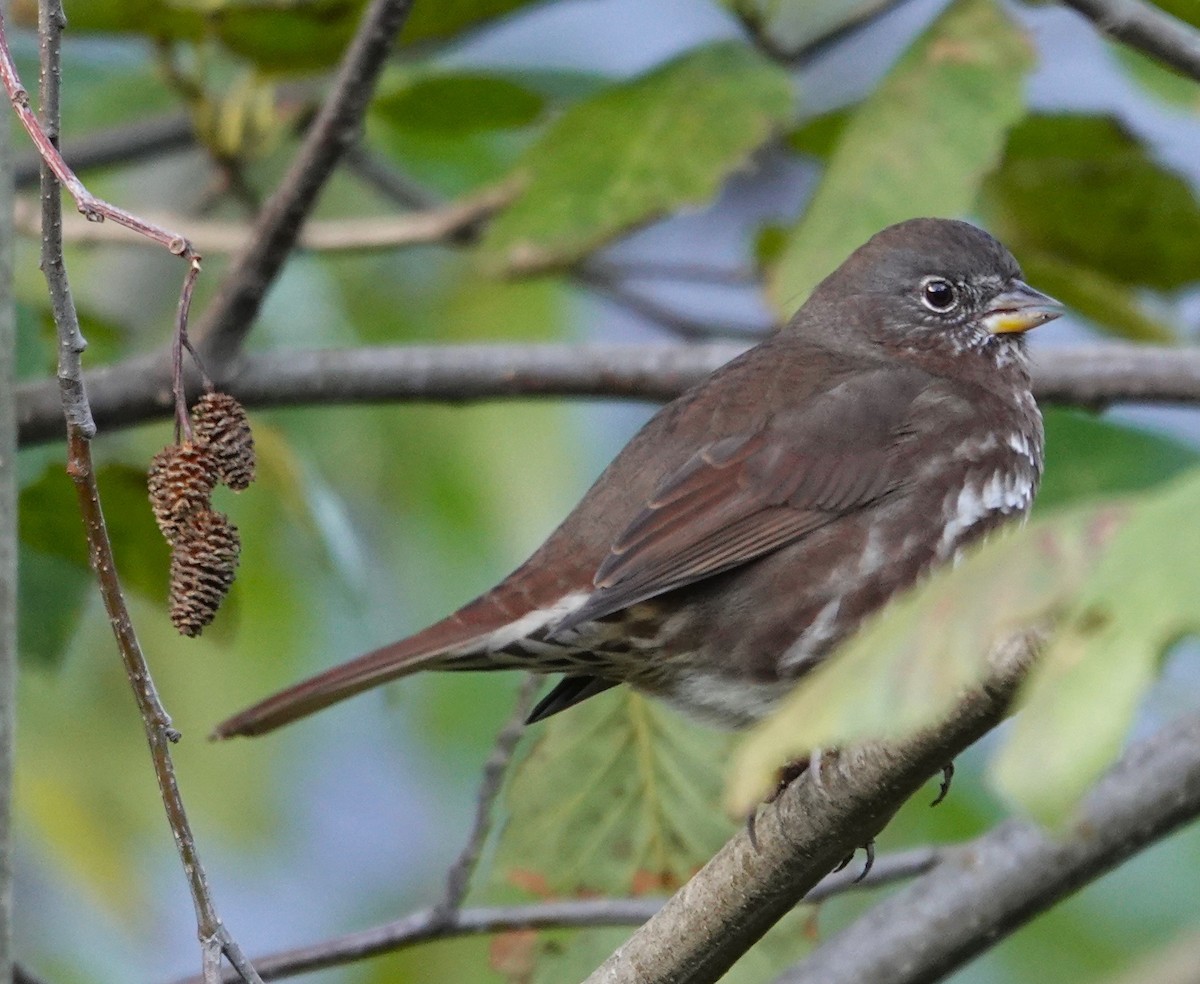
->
[213,217,1062,741]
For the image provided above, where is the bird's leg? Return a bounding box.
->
[931,761,955,807]
[833,838,876,882]
[745,748,841,850]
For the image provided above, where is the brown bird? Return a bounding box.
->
[214,218,1061,740]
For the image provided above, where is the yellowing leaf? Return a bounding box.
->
[728,505,1125,813]
[992,471,1200,823]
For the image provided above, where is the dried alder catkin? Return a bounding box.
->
[169,510,242,637]
[147,441,219,542]
[149,392,255,636]
[190,392,256,491]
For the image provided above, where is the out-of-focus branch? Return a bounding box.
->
[579,633,1037,984]
[191,0,417,372]
[771,711,1200,984]
[1060,0,1200,81]
[172,848,940,984]
[14,341,1200,448]
[13,111,195,188]
[11,181,516,254]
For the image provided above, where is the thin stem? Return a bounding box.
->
[169,847,938,984]
[433,675,540,923]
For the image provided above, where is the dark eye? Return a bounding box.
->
[920,277,958,313]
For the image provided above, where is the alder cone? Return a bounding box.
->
[147,441,218,542]
[169,510,241,637]
[191,392,256,491]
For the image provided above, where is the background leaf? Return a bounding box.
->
[479,42,794,274]
[768,0,1032,312]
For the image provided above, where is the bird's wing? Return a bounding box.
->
[555,367,926,632]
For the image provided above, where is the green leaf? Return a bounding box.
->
[992,471,1200,824]
[213,0,367,74]
[980,114,1200,293]
[494,690,736,896]
[1112,46,1200,112]
[729,506,1119,812]
[20,462,171,606]
[1154,0,1200,29]
[479,42,794,275]
[399,0,548,46]
[12,0,204,40]
[768,0,1032,313]
[1018,252,1176,343]
[1038,408,1200,510]
[725,0,903,56]
[374,74,546,134]
[18,549,92,670]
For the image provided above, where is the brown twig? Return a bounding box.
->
[169,848,939,984]
[433,675,540,924]
[1060,0,1200,82]
[191,0,418,372]
[31,1,259,980]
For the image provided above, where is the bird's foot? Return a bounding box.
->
[833,839,876,883]
[931,761,955,807]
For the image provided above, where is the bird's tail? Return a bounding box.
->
[210,598,512,740]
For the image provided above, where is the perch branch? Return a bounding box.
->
[772,710,1200,984]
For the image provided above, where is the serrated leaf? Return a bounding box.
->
[495,690,736,896]
[768,0,1032,312]
[991,471,1200,824]
[480,42,794,275]
[729,506,1123,813]
[980,114,1200,294]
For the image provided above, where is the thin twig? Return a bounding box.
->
[434,675,541,923]
[15,340,1200,448]
[0,15,201,263]
[1060,0,1200,82]
[191,0,417,372]
[32,2,259,980]
[169,847,938,984]
[772,711,1200,984]
[11,183,518,254]
[734,0,920,64]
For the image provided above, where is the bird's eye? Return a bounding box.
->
[920,277,958,313]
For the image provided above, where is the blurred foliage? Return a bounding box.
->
[8,0,1200,982]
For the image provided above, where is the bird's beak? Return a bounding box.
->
[982,281,1064,335]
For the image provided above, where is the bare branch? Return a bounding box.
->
[1060,0,1200,82]
[12,182,516,254]
[772,711,1200,984]
[434,675,540,923]
[169,848,939,984]
[579,632,1038,984]
[191,0,417,372]
[15,341,1200,448]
